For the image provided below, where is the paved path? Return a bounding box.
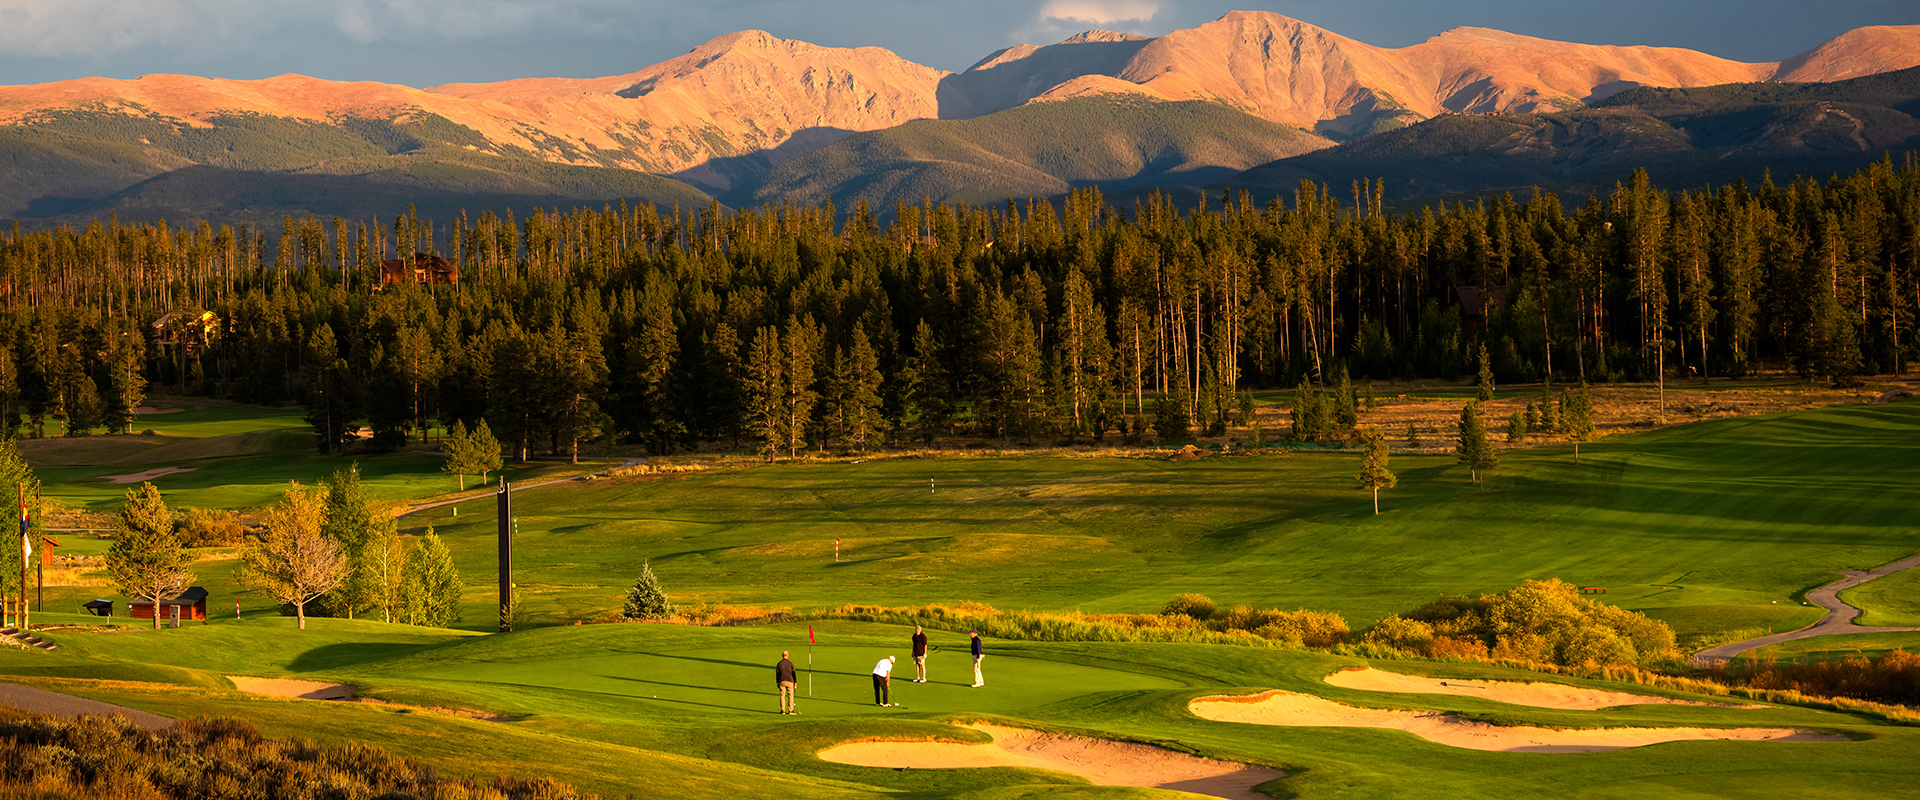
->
[0,682,173,729]
[394,457,647,519]
[1692,552,1920,666]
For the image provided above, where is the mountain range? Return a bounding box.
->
[3,11,1919,226]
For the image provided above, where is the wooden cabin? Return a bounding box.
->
[150,310,222,350]
[1455,286,1509,338]
[130,587,208,622]
[379,253,459,287]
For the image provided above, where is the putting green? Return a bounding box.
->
[399,644,1181,716]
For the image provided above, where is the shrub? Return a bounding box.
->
[174,507,247,547]
[1216,605,1350,646]
[0,709,600,799]
[1161,593,1218,620]
[1361,614,1435,651]
[1387,580,1677,668]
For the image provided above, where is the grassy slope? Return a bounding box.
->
[747,96,1332,209]
[4,619,1916,799]
[1841,568,1920,627]
[1,109,713,227]
[405,403,1919,640]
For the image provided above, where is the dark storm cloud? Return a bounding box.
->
[0,0,1913,87]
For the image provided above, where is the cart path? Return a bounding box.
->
[1692,552,1920,666]
[394,457,647,519]
[0,682,174,729]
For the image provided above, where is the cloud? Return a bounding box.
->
[1037,0,1159,25]
[0,0,622,60]
[0,0,246,58]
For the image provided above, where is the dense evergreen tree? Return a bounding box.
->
[1456,402,1496,489]
[318,464,376,618]
[623,560,673,620]
[1563,381,1597,462]
[1357,426,1396,514]
[105,482,192,630]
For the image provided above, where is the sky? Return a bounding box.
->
[0,0,1915,88]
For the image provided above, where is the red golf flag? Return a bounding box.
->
[808,625,815,645]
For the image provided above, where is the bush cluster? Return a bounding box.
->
[0,710,597,800]
[173,507,248,547]
[825,602,1306,648]
[1718,648,1920,707]
[1361,579,1677,668]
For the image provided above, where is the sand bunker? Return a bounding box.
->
[229,676,509,721]
[1324,667,1743,710]
[131,407,185,415]
[101,466,197,484]
[229,677,356,701]
[820,723,1283,800]
[1190,691,1845,753]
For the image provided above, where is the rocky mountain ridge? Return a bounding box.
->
[2,11,1916,197]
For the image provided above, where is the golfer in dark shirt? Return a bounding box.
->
[969,630,984,687]
[911,625,929,682]
[775,651,798,714]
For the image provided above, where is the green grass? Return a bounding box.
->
[11,396,1920,797]
[6,618,1918,799]
[25,401,603,512]
[1840,567,1920,627]
[403,403,1920,640]
[1754,632,1920,663]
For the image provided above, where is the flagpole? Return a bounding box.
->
[18,484,27,632]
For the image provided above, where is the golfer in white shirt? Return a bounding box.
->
[871,655,897,706]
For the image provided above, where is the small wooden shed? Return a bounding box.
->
[130,587,208,622]
[82,599,113,617]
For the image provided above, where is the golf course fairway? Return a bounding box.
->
[3,399,1918,798]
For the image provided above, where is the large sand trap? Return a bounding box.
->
[229,677,356,701]
[101,466,197,484]
[1190,691,1847,753]
[1324,667,1741,710]
[819,723,1283,800]
[229,676,509,721]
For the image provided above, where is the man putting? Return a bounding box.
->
[871,655,897,706]
[911,625,929,682]
[775,651,798,715]
[969,630,985,687]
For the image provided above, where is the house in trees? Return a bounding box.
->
[150,311,221,354]
[379,253,459,287]
[129,586,208,623]
[1454,286,1509,338]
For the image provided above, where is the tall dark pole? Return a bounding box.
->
[497,477,512,632]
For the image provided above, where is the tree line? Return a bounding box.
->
[97,459,462,628]
[0,155,1915,458]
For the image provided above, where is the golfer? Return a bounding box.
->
[969,630,984,687]
[872,655,897,706]
[911,625,929,682]
[775,651,798,715]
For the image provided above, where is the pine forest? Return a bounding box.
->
[3,158,1918,458]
